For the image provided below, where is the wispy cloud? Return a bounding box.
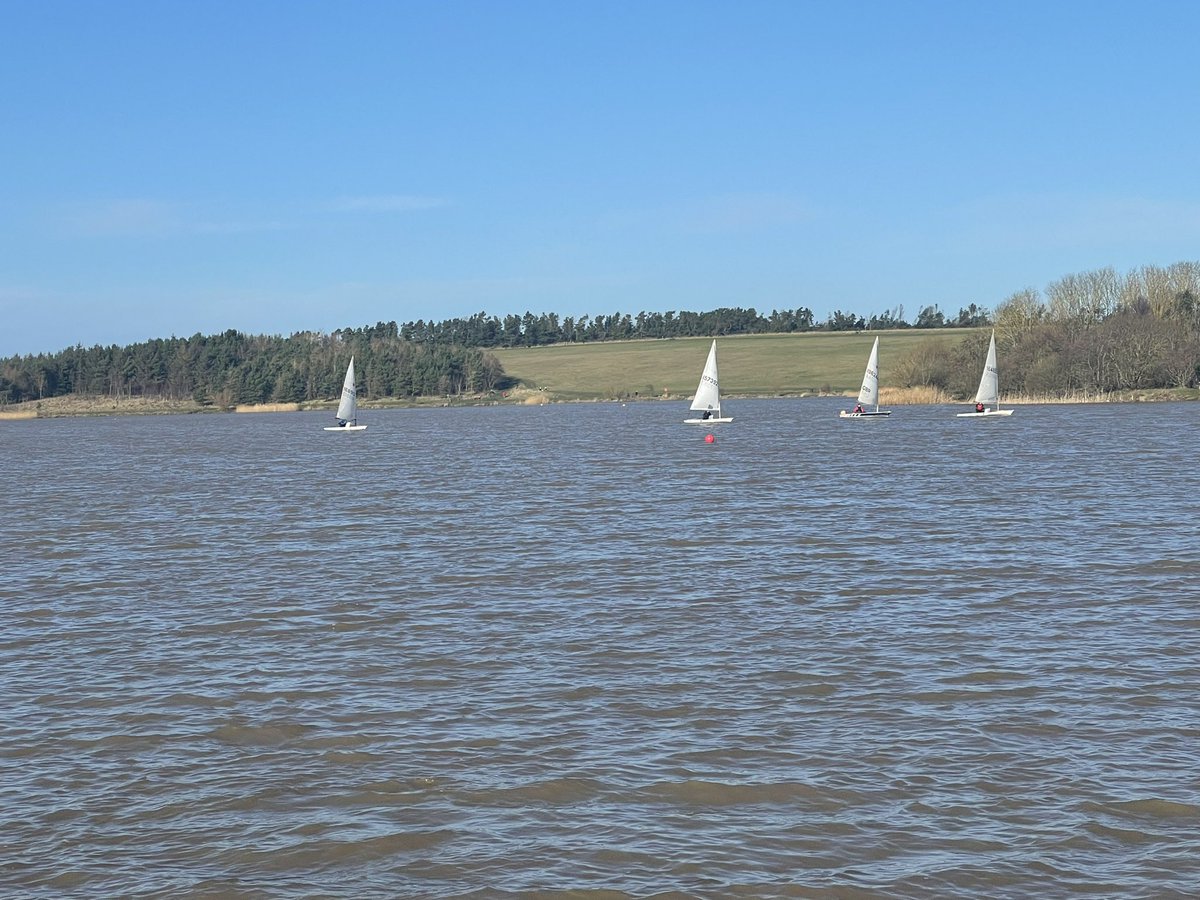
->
[192,219,293,235]
[681,192,812,234]
[51,194,451,238]
[954,192,1200,249]
[61,199,179,237]
[55,199,295,238]
[0,284,58,311]
[331,194,451,213]
[602,191,812,237]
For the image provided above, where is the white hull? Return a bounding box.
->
[687,340,730,425]
[323,424,368,431]
[962,332,1010,418]
[849,336,885,416]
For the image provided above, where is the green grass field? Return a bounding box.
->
[491,330,974,399]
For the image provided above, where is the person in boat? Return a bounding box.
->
[975,402,985,413]
[853,404,864,414]
[336,418,347,427]
[701,409,712,420]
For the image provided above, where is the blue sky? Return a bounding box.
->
[4,0,1198,356]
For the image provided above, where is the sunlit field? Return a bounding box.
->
[492,330,974,399]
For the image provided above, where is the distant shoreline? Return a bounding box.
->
[2,387,1195,420]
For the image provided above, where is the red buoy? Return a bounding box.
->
[704,433,715,444]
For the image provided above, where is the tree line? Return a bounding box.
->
[0,329,506,406]
[891,262,1200,397]
[395,302,992,348]
[0,302,992,406]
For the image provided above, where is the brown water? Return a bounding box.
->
[3,400,1198,898]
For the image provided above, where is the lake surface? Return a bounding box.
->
[2,399,1198,898]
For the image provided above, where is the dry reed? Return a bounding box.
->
[878,386,952,405]
[234,402,301,413]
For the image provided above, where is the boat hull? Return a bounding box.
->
[955,409,1014,418]
[839,410,891,418]
[323,424,368,431]
[684,417,733,424]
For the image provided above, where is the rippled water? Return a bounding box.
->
[3,399,1198,897]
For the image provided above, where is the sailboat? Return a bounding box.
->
[684,339,733,424]
[839,336,891,418]
[956,331,1014,417]
[323,356,368,431]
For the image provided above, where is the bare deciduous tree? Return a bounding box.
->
[993,288,1044,344]
[1046,267,1118,329]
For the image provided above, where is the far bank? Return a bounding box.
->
[5,329,1199,419]
[3,385,1196,421]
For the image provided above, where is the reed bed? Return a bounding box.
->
[877,385,952,406]
[0,395,208,418]
[1003,389,1199,404]
[234,402,301,413]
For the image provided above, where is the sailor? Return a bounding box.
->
[853,404,864,414]
[975,402,985,413]
[336,419,347,427]
[701,409,712,420]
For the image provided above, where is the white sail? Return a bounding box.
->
[956,330,1012,417]
[335,357,358,422]
[857,336,880,407]
[689,340,721,413]
[684,339,732,423]
[324,356,367,430]
[974,332,1000,406]
[839,336,891,417]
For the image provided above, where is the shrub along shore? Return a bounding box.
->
[2,373,1194,420]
